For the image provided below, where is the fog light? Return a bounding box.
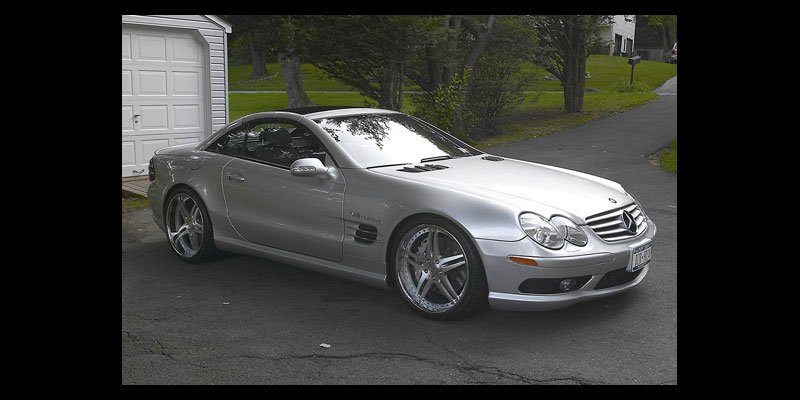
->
[559,278,576,292]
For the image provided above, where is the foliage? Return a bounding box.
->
[464,16,539,135]
[408,69,471,132]
[613,79,651,93]
[306,15,445,110]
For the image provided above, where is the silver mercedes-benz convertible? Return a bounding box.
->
[148,107,656,320]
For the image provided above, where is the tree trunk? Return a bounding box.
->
[561,16,587,113]
[452,15,495,136]
[249,42,267,80]
[279,52,313,108]
[378,62,404,111]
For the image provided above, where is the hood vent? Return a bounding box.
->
[481,155,504,161]
[398,164,449,173]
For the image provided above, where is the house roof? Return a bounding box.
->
[205,15,232,33]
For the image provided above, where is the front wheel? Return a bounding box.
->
[391,217,488,320]
[164,188,217,263]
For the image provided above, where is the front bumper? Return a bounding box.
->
[475,220,657,311]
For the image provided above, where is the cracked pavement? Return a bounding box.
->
[122,93,676,385]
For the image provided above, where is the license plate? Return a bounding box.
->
[628,240,653,272]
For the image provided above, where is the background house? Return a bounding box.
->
[122,15,231,178]
[595,15,636,57]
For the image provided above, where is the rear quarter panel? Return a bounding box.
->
[148,149,237,240]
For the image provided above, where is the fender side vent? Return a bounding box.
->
[350,224,380,244]
[398,164,449,173]
[481,155,504,161]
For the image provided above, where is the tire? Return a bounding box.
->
[164,187,218,263]
[390,216,488,320]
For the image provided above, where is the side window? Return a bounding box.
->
[208,118,331,168]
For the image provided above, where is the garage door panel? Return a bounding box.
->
[172,71,200,96]
[122,34,132,61]
[122,141,136,167]
[122,70,133,96]
[173,105,201,129]
[141,139,170,161]
[172,37,200,64]
[139,105,169,131]
[175,136,201,146]
[122,106,135,132]
[138,70,168,96]
[138,35,167,61]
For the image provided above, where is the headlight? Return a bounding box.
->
[550,216,588,246]
[519,213,587,249]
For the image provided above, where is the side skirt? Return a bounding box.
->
[214,236,390,290]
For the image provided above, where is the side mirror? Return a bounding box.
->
[290,157,328,177]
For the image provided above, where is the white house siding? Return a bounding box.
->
[597,15,636,56]
[121,15,230,178]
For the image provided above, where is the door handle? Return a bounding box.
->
[226,173,245,182]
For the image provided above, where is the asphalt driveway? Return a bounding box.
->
[122,88,677,385]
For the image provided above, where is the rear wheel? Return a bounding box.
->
[391,217,488,320]
[164,188,217,263]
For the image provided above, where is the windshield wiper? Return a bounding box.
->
[419,155,454,163]
[366,162,412,169]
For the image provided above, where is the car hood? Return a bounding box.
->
[371,155,631,224]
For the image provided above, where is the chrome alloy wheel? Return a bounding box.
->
[395,224,469,314]
[166,193,205,258]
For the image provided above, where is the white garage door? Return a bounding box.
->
[122,25,207,177]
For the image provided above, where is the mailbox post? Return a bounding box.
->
[628,56,642,85]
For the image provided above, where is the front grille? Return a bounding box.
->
[585,203,647,242]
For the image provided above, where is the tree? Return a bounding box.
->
[307,15,442,111]
[465,15,538,134]
[224,15,314,108]
[641,15,677,51]
[273,16,313,108]
[223,15,272,80]
[528,15,611,113]
[404,15,496,138]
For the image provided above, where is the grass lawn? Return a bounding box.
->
[229,63,421,92]
[122,194,150,211]
[524,55,677,92]
[658,138,677,174]
[474,91,660,148]
[227,55,676,148]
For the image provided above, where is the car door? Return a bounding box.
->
[210,117,345,262]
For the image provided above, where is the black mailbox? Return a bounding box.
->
[628,56,642,65]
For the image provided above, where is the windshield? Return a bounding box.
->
[313,113,482,168]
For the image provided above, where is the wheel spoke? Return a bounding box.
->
[406,250,424,264]
[438,254,465,272]
[415,271,434,299]
[436,276,459,303]
[177,197,192,219]
[431,229,440,260]
[406,256,423,270]
[170,224,189,243]
[189,232,200,250]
